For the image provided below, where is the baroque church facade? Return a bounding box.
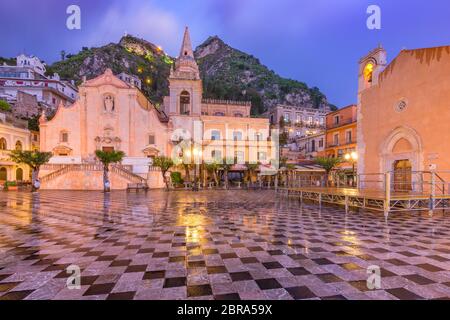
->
[357,45,450,190]
[38,27,274,190]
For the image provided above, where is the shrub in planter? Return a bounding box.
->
[170,172,184,187]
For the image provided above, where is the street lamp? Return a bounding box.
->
[344,151,358,187]
[191,142,202,192]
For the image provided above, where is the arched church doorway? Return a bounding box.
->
[393,160,412,192]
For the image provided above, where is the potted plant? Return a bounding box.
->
[4,181,18,191]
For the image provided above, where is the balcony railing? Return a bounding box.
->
[327,119,356,130]
[326,140,356,148]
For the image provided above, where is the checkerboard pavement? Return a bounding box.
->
[0,190,450,300]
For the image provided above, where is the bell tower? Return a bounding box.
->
[167,27,202,117]
[356,45,387,176]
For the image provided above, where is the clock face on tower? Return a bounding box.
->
[395,99,408,113]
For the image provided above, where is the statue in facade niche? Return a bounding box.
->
[104,95,115,112]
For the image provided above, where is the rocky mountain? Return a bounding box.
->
[14,35,334,115]
[195,36,333,114]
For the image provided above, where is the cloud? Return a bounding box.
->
[86,0,180,55]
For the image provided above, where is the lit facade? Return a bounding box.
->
[38,27,273,190]
[357,45,450,187]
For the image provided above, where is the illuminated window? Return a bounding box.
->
[211,130,221,140]
[364,62,374,83]
[0,138,7,150]
[233,131,243,141]
[15,141,22,151]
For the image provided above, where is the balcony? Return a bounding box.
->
[326,140,356,148]
[327,118,356,130]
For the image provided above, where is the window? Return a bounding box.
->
[235,151,245,163]
[61,132,68,143]
[211,150,222,160]
[308,116,313,124]
[364,62,374,83]
[334,115,340,125]
[214,112,225,116]
[319,138,324,148]
[284,113,290,122]
[319,117,324,125]
[346,130,352,144]
[148,135,155,145]
[311,140,316,152]
[211,130,221,141]
[16,168,23,181]
[296,114,302,123]
[234,113,243,117]
[15,141,22,151]
[333,133,339,146]
[257,152,267,161]
[0,138,6,150]
[338,149,344,158]
[180,91,190,115]
[0,167,6,181]
[233,131,243,141]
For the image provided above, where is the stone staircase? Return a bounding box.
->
[40,164,148,189]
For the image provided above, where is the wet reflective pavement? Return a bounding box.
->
[0,190,450,300]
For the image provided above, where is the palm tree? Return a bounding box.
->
[95,150,125,192]
[153,156,174,191]
[314,157,341,187]
[221,158,234,189]
[205,161,220,186]
[9,150,52,192]
[245,163,259,185]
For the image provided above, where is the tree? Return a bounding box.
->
[9,150,52,192]
[153,156,174,191]
[245,163,259,184]
[205,161,220,186]
[221,158,234,189]
[0,100,11,112]
[95,150,125,192]
[314,157,341,186]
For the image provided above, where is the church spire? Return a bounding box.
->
[179,26,194,59]
[171,26,200,80]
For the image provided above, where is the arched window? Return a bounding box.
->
[16,168,23,181]
[0,167,6,181]
[364,62,374,83]
[0,138,7,150]
[180,91,190,115]
[15,141,22,151]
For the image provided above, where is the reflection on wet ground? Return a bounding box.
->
[0,190,449,300]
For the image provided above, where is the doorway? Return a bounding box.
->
[102,146,115,153]
[0,167,6,181]
[393,159,412,192]
[16,168,23,181]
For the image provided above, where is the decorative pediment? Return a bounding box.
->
[53,145,73,155]
[142,145,160,157]
[82,69,131,89]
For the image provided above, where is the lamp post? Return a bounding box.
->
[344,151,358,187]
[190,141,202,192]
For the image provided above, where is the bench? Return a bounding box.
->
[127,183,149,192]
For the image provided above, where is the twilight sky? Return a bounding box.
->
[1,0,450,107]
